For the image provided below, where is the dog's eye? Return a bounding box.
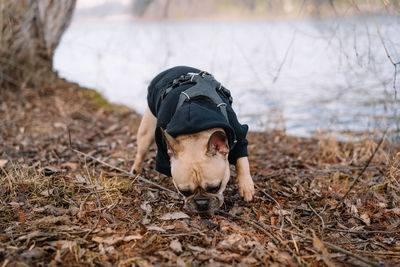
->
[206,182,222,194]
[180,190,193,197]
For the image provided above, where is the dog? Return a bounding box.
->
[131,66,254,213]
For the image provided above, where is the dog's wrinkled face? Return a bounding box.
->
[162,128,230,213]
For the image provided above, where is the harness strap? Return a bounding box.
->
[161,71,237,148]
[174,73,229,122]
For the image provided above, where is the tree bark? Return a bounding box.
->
[0,0,76,89]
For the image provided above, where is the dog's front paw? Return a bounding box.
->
[238,175,255,201]
[130,163,140,174]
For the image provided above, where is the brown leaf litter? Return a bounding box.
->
[1,79,400,266]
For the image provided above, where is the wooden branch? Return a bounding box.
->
[160,226,217,237]
[327,228,400,235]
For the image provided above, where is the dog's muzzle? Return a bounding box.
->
[184,192,224,213]
[172,179,224,213]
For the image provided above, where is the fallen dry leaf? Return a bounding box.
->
[350,204,358,215]
[49,240,76,249]
[31,215,71,227]
[187,245,206,253]
[140,202,152,214]
[161,212,189,220]
[360,213,371,226]
[243,256,259,265]
[123,235,143,242]
[147,225,166,232]
[39,188,55,197]
[270,250,296,266]
[75,174,87,184]
[389,208,400,215]
[217,234,244,249]
[61,162,78,170]
[99,243,116,255]
[220,220,246,233]
[215,252,241,262]
[157,250,176,260]
[312,231,336,267]
[170,239,183,253]
[92,234,142,245]
[21,247,44,260]
[40,166,62,176]
[17,231,45,242]
[0,159,8,168]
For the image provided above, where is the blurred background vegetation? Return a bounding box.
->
[1,0,399,139]
[2,0,399,89]
[95,0,400,20]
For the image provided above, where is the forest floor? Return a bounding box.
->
[1,79,400,267]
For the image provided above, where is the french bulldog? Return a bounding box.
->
[131,66,254,213]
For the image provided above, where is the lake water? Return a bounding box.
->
[54,16,400,138]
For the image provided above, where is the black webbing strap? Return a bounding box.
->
[175,73,229,122]
[162,71,232,123]
[162,71,237,148]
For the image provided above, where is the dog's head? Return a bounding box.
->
[162,128,230,213]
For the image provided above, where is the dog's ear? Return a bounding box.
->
[161,128,180,157]
[207,130,229,156]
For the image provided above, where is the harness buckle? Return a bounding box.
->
[187,72,199,82]
[216,103,227,108]
[182,92,190,101]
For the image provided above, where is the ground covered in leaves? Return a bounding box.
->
[1,79,400,266]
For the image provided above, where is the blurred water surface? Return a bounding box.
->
[54,16,400,137]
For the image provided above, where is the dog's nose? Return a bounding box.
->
[194,198,210,212]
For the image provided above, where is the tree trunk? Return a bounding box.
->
[0,0,76,89]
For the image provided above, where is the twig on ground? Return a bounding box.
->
[0,165,14,194]
[83,194,101,239]
[355,250,400,256]
[335,129,387,209]
[105,198,121,213]
[84,185,102,239]
[336,240,369,245]
[78,186,101,239]
[160,226,217,237]
[291,233,300,254]
[79,192,93,216]
[307,202,325,237]
[327,228,400,234]
[256,185,285,231]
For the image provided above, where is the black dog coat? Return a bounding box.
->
[147,66,249,176]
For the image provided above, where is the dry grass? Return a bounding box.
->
[317,129,389,165]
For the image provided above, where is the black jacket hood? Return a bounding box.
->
[166,99,236,149]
